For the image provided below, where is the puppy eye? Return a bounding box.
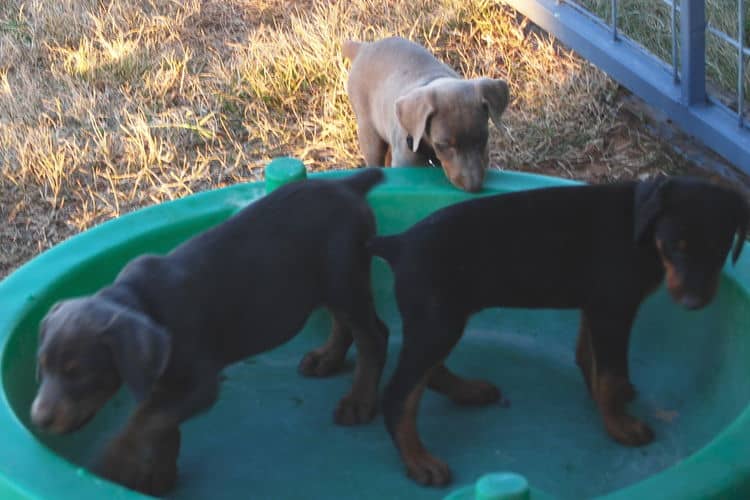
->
[63,361,81,377]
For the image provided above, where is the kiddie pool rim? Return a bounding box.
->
[1,165,749,500]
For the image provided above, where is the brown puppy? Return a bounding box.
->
[344,37,509,192]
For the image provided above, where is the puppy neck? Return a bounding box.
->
[420,76,458,89]
[97,284,147,315]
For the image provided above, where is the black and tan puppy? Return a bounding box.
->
[30,169,388,495]
[369,176,748,486]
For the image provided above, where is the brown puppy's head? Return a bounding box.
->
[31,297,171,434]
[396,77,509,192]
[634,177,749,309]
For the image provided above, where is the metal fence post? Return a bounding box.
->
[739,0,746,126]
[501,0,750,171]
[680,0,706,105]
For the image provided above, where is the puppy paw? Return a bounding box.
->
[404,450,453,486]
[334,394,376,425]
[449,379,501,406]
[95,427,180,496]
[298,350,346,377]
[604,414,654,446]
[618,381,637,403]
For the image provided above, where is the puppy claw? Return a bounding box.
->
[298,350,346,377]
[404,452,452,486]
[334,395,376,425]
[450,380,501,406]
[605,414,654,446]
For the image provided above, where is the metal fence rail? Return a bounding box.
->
[502,0,750,174]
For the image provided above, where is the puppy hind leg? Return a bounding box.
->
[322,239,388,425]
[298,312,353,377]
[383,316,465,486]
[330,280,389,425]
[427,363,501,406]
[334,309,388,425]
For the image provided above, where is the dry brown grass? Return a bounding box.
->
[1,0,693,278]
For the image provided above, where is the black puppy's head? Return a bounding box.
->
[31,297,171,434]
[635,177,749,310]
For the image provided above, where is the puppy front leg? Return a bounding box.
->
[356,120,388,166]
[576,312,635,403]
[390,138,428,168]
[585,308,652,446]
[96,378,219,495]
[575,312,594,396]
[96,413,181,496]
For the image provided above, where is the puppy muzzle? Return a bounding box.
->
[445,165,485,193]
[31,380,97,434]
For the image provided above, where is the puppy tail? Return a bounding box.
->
[343,167,384,196]
[368,235,401,267]
[342,40,362,61]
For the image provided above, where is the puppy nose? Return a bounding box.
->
[463,181,482,193]
[30,397,55,429]
[680,294,706,310]
[450,173,482,193]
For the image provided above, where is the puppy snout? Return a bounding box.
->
[459,175,484,193]
[31,396,56,429]
[466,179,483,193]
[30,379,82,433]
[447,169,484,193]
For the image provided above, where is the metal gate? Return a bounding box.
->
[502,0,750,174]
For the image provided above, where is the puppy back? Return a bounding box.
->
[369,234,401,266]
[342,40,362,61]
[342,167,384,196]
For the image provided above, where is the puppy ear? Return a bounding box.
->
[39,301,64,340]
[37,301,66,382]
[731,193,749,264]
[476,78,509,129]
[91,299,171,402]
[396,88,434,152]
[634,177,669,244]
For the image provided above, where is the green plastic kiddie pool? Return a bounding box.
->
[2,159,750,499]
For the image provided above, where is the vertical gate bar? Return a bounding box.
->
[611,0,618,40]
[500,0,750,171]
[739,0,746,126]
[680,0,706,105]
[671,0,679,82]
